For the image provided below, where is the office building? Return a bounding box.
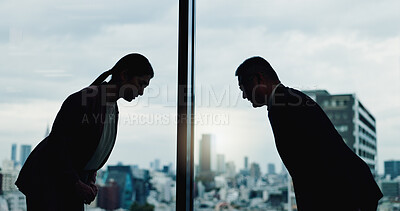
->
[98,179,120,210]
[154,159,160,171]
[244,156,249,170]
[11,144,17,166]
[384,160,400,180]
[105,165,134,209]
[4,191,26,211]
[304,90,378,175]
[225,161,236,178]
[268,163,276,175]
[0,160,19,192]
[19,145,31,166]
[250,163,261,179]
[380,180,400,198]
[199,134,216,172]
[216,154,226,174]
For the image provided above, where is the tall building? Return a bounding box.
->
[105,165,134,209]
[380,179,400,198]
[250,163,261,179]
[216,154,226,174]
[19,145,31,166]
[199,134,216,172]
[104,164,151,209]
[11,144,17,166]
[0,163,18,192]
[244,156,249,170]
[154,159,160,171]
[384,160,400,180]
[304,90,378,175]
[225,161,236,178]
[98,179,120,210]
[268,163,276,175]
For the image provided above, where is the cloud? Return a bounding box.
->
[0,0,399,175]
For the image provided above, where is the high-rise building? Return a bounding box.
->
[268,163,276,175]
[11,144,17,165]
[380,180,400,198]
[384,160,400,180]
[244,156,248,170]
[154,159,160,171]
[0,161,18,192]
[225,161,236,178]
[19,145,31,166]
[304,90,378,175]
[105,165,134,209]
[250,162,261,178]
[97,179,120,210]
[199,134,216,172]
[216,154,226,174]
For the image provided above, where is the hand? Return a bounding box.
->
[88,171,97,185]
[74,180,97,204]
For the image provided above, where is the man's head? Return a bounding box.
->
[235,56,280,107]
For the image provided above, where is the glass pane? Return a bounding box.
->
[0,1,178,210]
[195,0,398,210]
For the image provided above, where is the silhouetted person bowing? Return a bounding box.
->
[16,53,154,211]
[236,56,382,211]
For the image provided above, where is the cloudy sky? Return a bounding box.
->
[0,0,399,174]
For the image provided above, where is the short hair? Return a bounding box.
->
[235,56,279,84]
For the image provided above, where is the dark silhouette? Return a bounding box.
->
[15,53,154,211]
[236,56,383,211]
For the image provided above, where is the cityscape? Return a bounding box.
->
[1,89,400,211]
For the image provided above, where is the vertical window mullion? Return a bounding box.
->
[176,0,195,211]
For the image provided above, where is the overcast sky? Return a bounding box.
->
[0,0,399,174]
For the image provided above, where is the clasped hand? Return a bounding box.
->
[74,179,98,204]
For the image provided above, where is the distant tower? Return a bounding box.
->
[199,134,216,172]
[244,156,249,170]
[268,163,276,174]
[225,161,236,177]
[250,163,261,178]
[216,154,226,174]
[154,159,160,171]
[11,144,17,165]
[20,145,32,166]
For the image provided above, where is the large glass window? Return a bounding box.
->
[1,0,399,211]
[0,1,178,210]
[193,0,399,210]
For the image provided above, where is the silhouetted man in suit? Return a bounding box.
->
[16,53,154,211]
[236,56,382,211]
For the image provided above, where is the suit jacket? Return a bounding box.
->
[15,83,119,196]
[268,85,382,210]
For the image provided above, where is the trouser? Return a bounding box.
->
[25,170,94,211]
[25,182,84,211]
[26,195,83,211]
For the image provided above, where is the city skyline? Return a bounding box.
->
[1,0,399,176]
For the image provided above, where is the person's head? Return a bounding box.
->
[235,56,280,107]
[91,53,154,102]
